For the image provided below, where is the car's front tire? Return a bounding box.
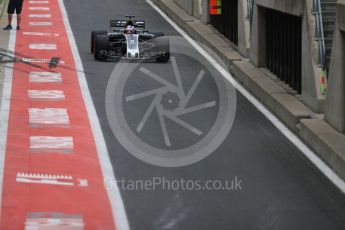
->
[91,30,107,54]
[94,35,109,61]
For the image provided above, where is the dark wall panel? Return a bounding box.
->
[210,0,238,45]
[265,8,302,93]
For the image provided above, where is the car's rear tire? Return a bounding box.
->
[94,35,109,61]
[91,30,107,54]
[157,52,170,63]
[155,37,170,63]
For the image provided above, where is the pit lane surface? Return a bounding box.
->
[63,0,345,229]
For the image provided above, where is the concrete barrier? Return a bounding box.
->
[174,0,193,15]
[200,0,210,23]
[238,0,251,57]
[325,1,345,133]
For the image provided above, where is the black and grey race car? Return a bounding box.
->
[90,16,170,62]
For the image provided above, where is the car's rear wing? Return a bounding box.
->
[110,19,146,29]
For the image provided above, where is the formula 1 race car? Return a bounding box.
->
[90,16,170,62]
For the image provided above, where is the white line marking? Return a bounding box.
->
[29,22,53,26]
[24,58,51,63]
[29,108,70,127]
[58,0,130,229]
[25,213,84,229]
[23,31,52,36]
[146,0,345,193]
[23,32,59,36]
[16,172,74,186]
[30,136,73,153]
[29,43,57,50]
[0,15,17,220]
[25,219,84,229]
[29,1,49,4]
[28,90,65,101]
[23,58,65,65]
[28,7,50,10]
[29,14,52,18]
[29,72,62,83]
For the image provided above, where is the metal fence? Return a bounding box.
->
[265,8,302,93]
[247,0,254,25]
[210,0,238,45]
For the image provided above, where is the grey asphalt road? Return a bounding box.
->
[63,0,345,229]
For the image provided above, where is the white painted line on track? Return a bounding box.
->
[16,172,74,186]
[29,7,50,10]
[29,108,70,127]
[28,90,65,101]
[29,1,49,4]
[0,15,17,219]
[23,32,52,36]
[145,0,345,193]
[29,43,57,50]
[29,72,62,83]
[25,213,84,228]
[23,32,60,37]
[30,136,73,153]
[29,14,52,18]
[29,22,53,26]
[58,0,130,229]
[23,58,65,65]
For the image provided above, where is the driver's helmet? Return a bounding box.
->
[124,25,135,34]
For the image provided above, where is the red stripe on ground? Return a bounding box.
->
[0,0,116,229]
